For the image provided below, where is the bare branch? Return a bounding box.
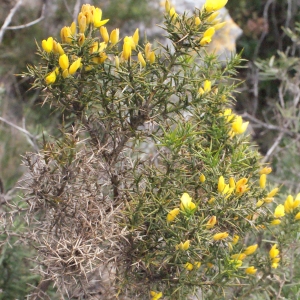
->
[0,116,39,152]
[6,2,46,30]
[0,0,23,44]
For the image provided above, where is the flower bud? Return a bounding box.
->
[138,52,146,67]
[122,41,132,60]
[133,28,139,46]
[42,37,53,53]
[59,54,69,70]
[45,70,56,85]
[100,26,109,43]
[110,28,119,45]
[69,57,81,75]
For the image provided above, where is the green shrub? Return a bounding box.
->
[16,1,300,299]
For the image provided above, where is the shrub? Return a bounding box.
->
[17,1,300,299]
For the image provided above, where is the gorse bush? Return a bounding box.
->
[19,0,300,299]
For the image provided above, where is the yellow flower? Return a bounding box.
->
[176,240,190,251]
[263,197,274,204]
[203,80,212,92]
[274,204,285,218]
[259,167,272,175]
[199,174,206,183]
[231,253,246,261]
[229,177,235,188]
[78,33,85,46]
[62,69,69,78]
[94,7,109,27]
[213,22,226,30]
[198,87,205,95]
[124,36,136,50]
[45,70,57,85]
[208,197,215,204]
[256,200,264,208]
[243,244,258,256]
[100,26,109,43]
[230,259,243,268]
[78,14,87,33]
[222,108,235,122]
[267,187,279,198]
[218,176,225,193]
[206,216,217,229]
[149,51,156,64]
[133,28,139,46]
[272,257,280,264]
[122,41,132,60]
[42,37,53,53]
[295,212,300,220]
[97,52,107,64]
[138,52,146,67]
[165,0,171,12]
[231,116,249,135]
[145,42,152,60]
[203,0,228,12]
[59,54,69,70]
[284,195,300,213]
[284,195,294,213]
[213,232,229,241]
[167,208,180,222]
[235,178,249,195]
[110,28,119,45]
[169,7,177,19]
[200,27,215,46]
[69,58,81,75]
[207,11,219,22]
[60,26,72,44]
[195,17,201,26]
[271,262,279,269]
[98,42,107,52]
[180,193,196,212]
[245,266,257,275]
[259,174,266,189]
[232,235,239,245]
[194,261,201,269]
[269,244,279,259]
[271,219,281,225]
[81,4,94,24]
[150,291,163,300]
[184,262,193,271]
[53,41,64,55]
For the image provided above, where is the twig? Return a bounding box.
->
[0,0,23,44]
[242,112,300,138]
[262,131,284,163]
[253,0,274,58]
[72,0,82,24]
[6,2,46,30]
[0,116,39,152]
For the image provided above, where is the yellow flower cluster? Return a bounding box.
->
[41,4,156,86]
[165,0,227,48]
[217,175,249,197]
[150,291,163,300]
[166,192,197,223]
[221,109,249,138]
[269,244,280,269]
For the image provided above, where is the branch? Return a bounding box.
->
[0,117,39,152]
[0,0,23,44]
[6,2,46,30]
[242,112,300,139]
